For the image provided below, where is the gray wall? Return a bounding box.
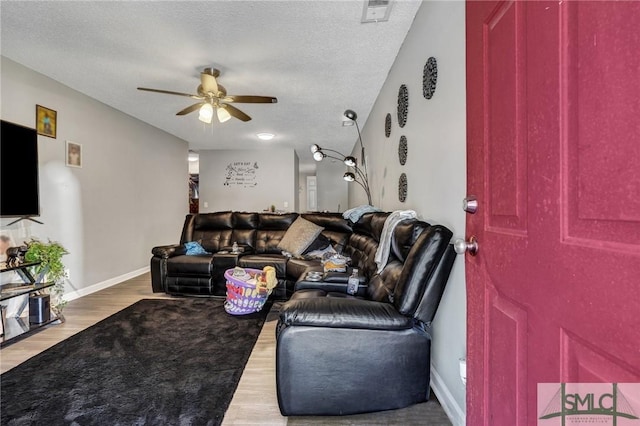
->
[198,148,298,212]
[316,160,349,213]
[349,3,467,423]
[0,57,188,298]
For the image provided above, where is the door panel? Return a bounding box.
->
[485,0,528,235]
[487,287,528,425]
[561,2,640,247]
[466,1,640,424]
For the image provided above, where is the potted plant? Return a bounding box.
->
[24,238,69,313]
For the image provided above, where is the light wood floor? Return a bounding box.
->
[0,272,451,425]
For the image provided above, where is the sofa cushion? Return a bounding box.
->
[286,257,321,280]
[167,254,213,277]
[277,216,324,256]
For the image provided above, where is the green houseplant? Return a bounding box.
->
[24,238,69,313]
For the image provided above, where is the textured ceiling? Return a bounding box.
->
[1,1,421,172]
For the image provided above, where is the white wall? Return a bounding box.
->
[350,3,467,423]
[198,148,298,212]
[1,57,188,297]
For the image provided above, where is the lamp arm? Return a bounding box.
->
[357,180,372,205]
[352,165,368,184]
[322,147,349,158]
[353,166,372,198]
[323,153,346,162]
[352,172,373,205]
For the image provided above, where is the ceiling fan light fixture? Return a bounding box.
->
[217,106,231,123]
[198,103,214,123]
[256,132,275,141]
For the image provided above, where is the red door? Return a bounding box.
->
[465,1,640,424]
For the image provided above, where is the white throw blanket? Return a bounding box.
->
[374,210,417,273]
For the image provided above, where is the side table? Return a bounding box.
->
[0,261,65,347]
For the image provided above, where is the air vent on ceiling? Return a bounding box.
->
[361,0,393,23]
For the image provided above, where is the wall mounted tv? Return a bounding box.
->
[1,120,43,225]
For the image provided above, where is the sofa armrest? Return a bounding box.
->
[279,297,412,331]
[151,244,186,259]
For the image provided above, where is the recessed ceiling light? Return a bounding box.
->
[256,133,275,141]
[342,120,355,127]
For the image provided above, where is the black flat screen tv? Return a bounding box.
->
[1,120,41,221]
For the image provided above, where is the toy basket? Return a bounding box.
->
[224,268,271,315]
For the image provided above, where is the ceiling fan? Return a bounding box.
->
[137,67,277,123]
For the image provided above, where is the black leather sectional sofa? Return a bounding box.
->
[151,211,357,299]
[150,210,457,415]
[150,210,434,298]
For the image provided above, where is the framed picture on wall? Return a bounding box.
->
[35,105,57,138]
[66,141,82,168]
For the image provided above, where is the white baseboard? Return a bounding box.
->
[63,267,150,302]
[431,364,466,426]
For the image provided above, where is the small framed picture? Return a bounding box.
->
[36,105,57,138]
[66,141,82,168]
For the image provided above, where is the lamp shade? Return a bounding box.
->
[343,172,355,182]
[343,109,357,121]
[217,107,231,123]
[198,103,214,123]
[344,156,357,167]
[313,151,325,161]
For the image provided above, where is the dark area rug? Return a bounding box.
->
[1,298,271,426]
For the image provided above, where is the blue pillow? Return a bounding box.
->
[184,241,208,255]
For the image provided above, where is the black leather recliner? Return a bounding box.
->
[275,224,456,416]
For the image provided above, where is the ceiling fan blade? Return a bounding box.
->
[137,87,203,100]
[223,104,252,122]
[223,95,278,104]
[176,102,205,116]
[200,72,219,95]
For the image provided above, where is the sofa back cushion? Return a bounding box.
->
[363,219,429,301]
[256,213,299,253]
[180,212,235,253]
[391,219,430,262]
[232,212,259,250]
[343,233,379,279]
[393,224,455,325]
[351,212,390,241]
[301,213,352,253]
[366,259,403,302]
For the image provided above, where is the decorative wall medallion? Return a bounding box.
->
[397,84,409,128]
[398,136,408,165]
[398,173,408,202]
[385,113,392,137]
[423,57,438,99]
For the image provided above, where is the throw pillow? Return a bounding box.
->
[277,217,324,256]
[184,241,208,255]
